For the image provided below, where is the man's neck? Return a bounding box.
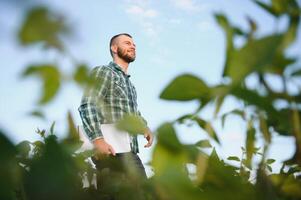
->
[113,58,129,74]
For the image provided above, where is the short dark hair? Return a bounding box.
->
[109,33,132,57]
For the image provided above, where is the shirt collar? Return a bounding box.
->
[109,61,131,78]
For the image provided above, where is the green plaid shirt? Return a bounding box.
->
[78,61,147,154]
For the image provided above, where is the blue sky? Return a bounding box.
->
[1,0,300,175]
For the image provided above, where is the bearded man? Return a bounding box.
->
[78,33,153,189]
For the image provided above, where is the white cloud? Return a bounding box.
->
[171,0,211,12]
[124,0,150,7]
[124,3,160,38]
[126,5,158,18]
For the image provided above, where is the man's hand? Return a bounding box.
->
[93,138,116,156]
[144,127,154,148]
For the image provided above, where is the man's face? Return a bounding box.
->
[115,35,136,63]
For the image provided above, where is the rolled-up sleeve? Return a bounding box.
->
[78,67,112,141]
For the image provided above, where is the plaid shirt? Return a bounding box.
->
[78,61,147,154]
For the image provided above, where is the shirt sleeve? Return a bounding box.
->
[137,110,148,127]
[78,67,112,141]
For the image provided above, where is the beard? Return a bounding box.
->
[117,47,136,63]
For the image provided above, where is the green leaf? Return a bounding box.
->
[193,117,220,144]
[226,35,283,84]
[214,13,234,77]
[160,74,209,101]
[245,120,256,169]
[214,95,225,117]
[0,130,20,200]
[66,112,80,142]
[201,148,255,199]
[259,114,271,144]
[227,156,241,162]
[221,109,245,128]
[287,165,301,174]
[267,165,273,172]
[18,7,70,50]
[264,55,296,74]
[21,64,61,105]
[156,123,182,152]
[281,175,301,198]
[266,159,275,164]
[62,111,83,153]
[267,108,296,136]
[231,87,277,115]
[25,134,81,200]
[291,68,301,76]
[29,110,46,120]
[73,64,91,87]
[195,139,212,148]
[254,0,280,17]
[247,16,257,38]
[33,140,44,155]
[16,140,31,158]
[36,128,46,138]
[50,121,56,135]
[116,114,147,135]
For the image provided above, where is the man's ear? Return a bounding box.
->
[111,44,118,55]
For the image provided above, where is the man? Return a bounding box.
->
[78,33,153,181]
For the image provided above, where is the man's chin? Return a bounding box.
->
[124,56,135,63]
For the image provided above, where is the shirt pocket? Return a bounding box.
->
[113,80,127,99]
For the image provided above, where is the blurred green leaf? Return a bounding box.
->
[18,7,70,50]
[156,122,182,152]
[291,68,301,76]
[73,64,92,87]
[256,167,278,199]
[29,110,46,120]
[281,175,301,198]
[245,120,256,169]
[33,140,44,156]
[16,140,31,158]
[195,153,209,185]
[264,55,296,74]
[153,162,203,200]
[232,87,277,115]
[160,74,209,101]
[36,128,46,139]
[201,149,255,200]
[267,108,296,136]
[267,165,273,172]
[62,112,83,153]
[266,159,276,164]
[195,139,212,148]
[0,130,20,200]
[214,13,234,77]
[25,134,81,200]
[194,118,220,144]
[259,114,271,144]
[214,95,225,117]
[50,121,55,135]
[221,109,245,128]
[247,16,257,39]
[116,114,147,135]
[287,165,301,174]
[67,112,79,141]
[254,0,280,17]
[227,156,240,162]
[21,64,61,105]
[226,35,283,84]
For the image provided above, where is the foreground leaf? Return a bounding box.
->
[21,64,61,105]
